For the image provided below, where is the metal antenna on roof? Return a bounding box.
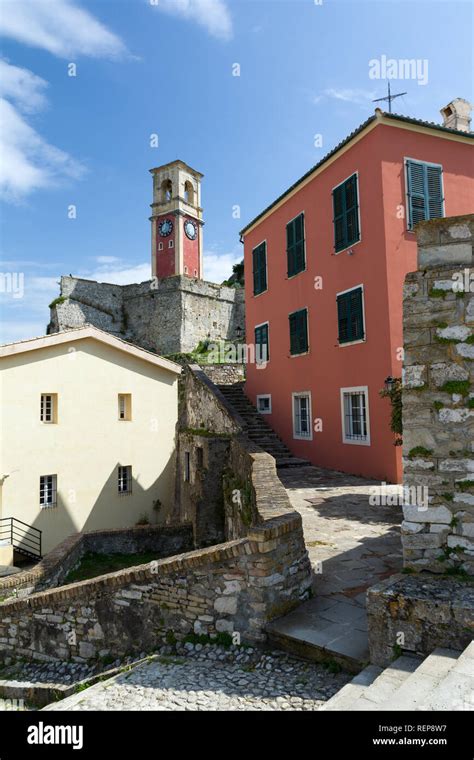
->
[373,82,407,113]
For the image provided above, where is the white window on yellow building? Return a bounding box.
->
[40,475,57,507]
[40,393,57,423]
[118,465,132,494]
[118,394,132,421]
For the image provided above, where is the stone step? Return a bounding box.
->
[320,665,382,710]
[378,647,460,711]
[346,656,422,710]
[217,383,310,467]
[266,601,369,674]
[421,642,474,711]
[275,457,311,468]
[321,643,473,711]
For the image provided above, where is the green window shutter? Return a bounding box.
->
[406,161,443,230]
[255,323,269,362]
[286,214,305,276]
[426,165,444,220]
[337,293,350,342]
[252,242,267,295]
[337,288,364,343]
[289,309,308,355]
[406,160,426,230]
[345,174,360,246]
[333,184,345,252]
[333,174,359,252]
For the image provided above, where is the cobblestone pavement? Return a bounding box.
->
[44,645,350,711]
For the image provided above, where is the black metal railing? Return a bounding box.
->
[0,518,42,560]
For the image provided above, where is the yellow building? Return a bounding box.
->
[0,326,181,558]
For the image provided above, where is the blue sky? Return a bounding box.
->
[0,0,472,343]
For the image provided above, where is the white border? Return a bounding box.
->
[292,390,313,441]
[340,385,371,446]
[336,284,366,347]
[256,394,272,414]
[404,157,445,233]
[331,171,362,255]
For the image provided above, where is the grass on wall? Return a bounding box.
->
[64,551,159,583]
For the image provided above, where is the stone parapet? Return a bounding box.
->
[367,574,474,666]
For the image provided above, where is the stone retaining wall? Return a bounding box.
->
[402,215,474,574]
[201,363,245,386]
[0,525,193,597]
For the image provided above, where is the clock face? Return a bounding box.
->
[158,219,173,237]
[184,220,197,240]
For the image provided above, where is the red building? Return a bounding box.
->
[241,102,474,483]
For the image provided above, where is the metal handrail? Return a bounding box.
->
[0,518,42,559]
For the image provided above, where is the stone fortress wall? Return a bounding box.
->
[49,274,245,356]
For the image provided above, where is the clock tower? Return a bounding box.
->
[150,160,204,280]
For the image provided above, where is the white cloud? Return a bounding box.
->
[95,256,121,264]
[0,1,129,201]
[0,66,86,202]
[0,59,48,113]
[0,0,127,59]
[80,261,151,285]
[203,248,242,283]
[312,88,377,106]
[155,0,232,41]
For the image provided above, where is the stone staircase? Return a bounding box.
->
[216,382,311,469]
[321,642,474,710]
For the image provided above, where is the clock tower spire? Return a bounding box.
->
[150,160,204,280]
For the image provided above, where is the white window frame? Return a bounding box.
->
[40,474,57,508]
[336,284,366,347]
[256,394,272,414]
[292,391,313,441]
[118,393,132,421]
[252,238,268,297]
[40,393,57,424]
[286,211,307,279]
[169,239,174,248]
[254,320,270,366]
[340,386,371,446]
[158,242,164,251]
[331,171,362,255]
[403,157,445,234]
[118,465,132,494]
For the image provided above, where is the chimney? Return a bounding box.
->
[440,98,472,133]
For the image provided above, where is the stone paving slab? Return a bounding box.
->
[270,466,404,667]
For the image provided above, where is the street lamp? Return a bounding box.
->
[384,376,395,392]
